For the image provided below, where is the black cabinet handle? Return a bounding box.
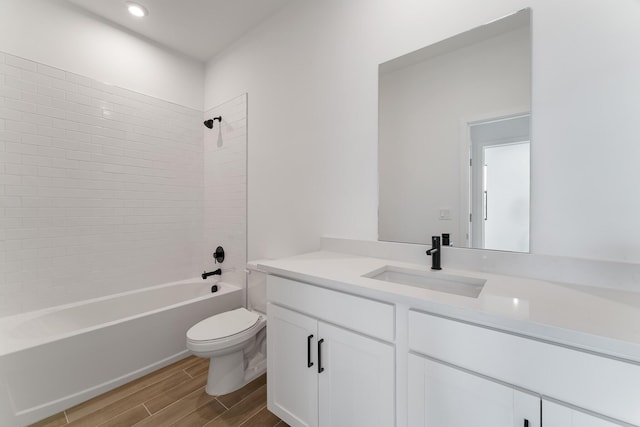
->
[307,334,314,368]
[318,339,325,373]
[524,420,529,427]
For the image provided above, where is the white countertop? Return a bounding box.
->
[259,251,640,363]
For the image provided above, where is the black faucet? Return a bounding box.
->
[202,268,221,280]
[426,236,442,270]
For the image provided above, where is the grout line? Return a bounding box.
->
[145,384,205,418]
[220,386,267,425]
[203,413,223,427]
[177,391,221,425]
[237,404,267,427]
[215,397,229,410]
[145,386,219,425]
[94,403,158,427]
[142,403,152,416]
[228,384,264,410]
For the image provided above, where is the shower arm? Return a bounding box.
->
[203,116,222,129]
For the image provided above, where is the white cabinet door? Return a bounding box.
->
[267,303,319,427]
[543,400,625,427]
[408,354,540,427]
[317,322,395,427]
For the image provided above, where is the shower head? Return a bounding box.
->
[203,116,222,129]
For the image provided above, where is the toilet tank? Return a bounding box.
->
[246,260,269,315]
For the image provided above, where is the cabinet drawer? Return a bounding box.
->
[408,310,640,426]
[268,275,394,342]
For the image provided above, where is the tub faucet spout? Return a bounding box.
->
[202,269,221,280]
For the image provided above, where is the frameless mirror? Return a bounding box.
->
[378,9,531,252]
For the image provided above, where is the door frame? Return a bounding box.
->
[458,107,530,249]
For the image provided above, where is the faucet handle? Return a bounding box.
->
[213,246,225,263]
[426,235,441,255]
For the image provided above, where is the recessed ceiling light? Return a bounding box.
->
[126,2,148,18]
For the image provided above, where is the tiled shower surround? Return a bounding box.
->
[0,51,247,316]
[203,96,247,288]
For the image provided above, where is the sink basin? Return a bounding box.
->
[363,265,486,298]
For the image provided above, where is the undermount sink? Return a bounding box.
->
[363,265,486,298]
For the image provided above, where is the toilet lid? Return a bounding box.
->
[187,308,260,341]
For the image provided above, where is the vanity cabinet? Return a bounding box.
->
[264,268,639,427]
[267,276,395,427]
[407,353,626,427]
[543,401,624,427]
[408,354,540,426]
[408,310,638,427]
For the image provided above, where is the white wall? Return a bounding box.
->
[531,0,640,263]
[378,27,530,246]
[205,0,640,264]
[0,0,203,110]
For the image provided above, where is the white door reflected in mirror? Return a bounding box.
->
[469,114,530,252]
[481,141,530,251]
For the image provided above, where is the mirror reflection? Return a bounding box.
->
[378,9,531,252]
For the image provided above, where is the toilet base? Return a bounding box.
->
[205,350,245,396]
[203,349,267,396]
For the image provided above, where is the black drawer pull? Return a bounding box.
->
[307,334,314,368]
[524,420,529,427]
[318,339,325,373]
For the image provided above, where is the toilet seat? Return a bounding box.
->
[186,308,264,353]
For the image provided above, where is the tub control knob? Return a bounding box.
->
[213,246,225,263]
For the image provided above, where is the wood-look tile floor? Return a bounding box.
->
[29,356,288,427]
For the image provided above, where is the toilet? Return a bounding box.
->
[186,262,268,396]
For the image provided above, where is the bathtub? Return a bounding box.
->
[0,278,242,427]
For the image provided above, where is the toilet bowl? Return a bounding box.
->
[187,307,266,395]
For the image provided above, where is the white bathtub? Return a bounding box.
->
[0,278,242,427]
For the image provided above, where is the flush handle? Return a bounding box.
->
[307,334,314,368]
[318,339,325,373]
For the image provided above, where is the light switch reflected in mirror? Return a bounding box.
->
[378,8,531,252]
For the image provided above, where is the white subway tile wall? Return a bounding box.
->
[202,94,247,292]
[0,52,249,317]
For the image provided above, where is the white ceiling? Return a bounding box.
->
[65,0,291,62]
